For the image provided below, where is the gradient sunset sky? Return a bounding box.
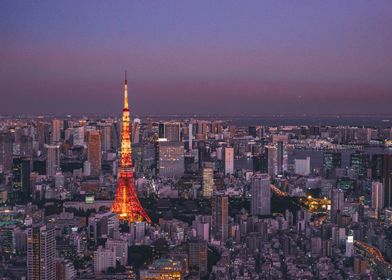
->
[1,1,392,115]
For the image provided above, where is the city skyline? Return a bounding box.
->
[2,1,392,115]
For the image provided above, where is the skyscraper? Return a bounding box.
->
[12,157,30,203]
[277,141,284,174]
[383,154,392,208]
[88,131,102,176]
[27,225,56,280]
[371,181,384,211]
[224,146,234,175]
[112,74,151,223]
[45,144,60,177]
[266,145,277,177]
[37,122,50,151]
[212,195,228,241]
[158,140,185,178]
[188,239,208,277]
[323,152,342,178]
[0,131,13,171]
[51,119,62,144]
[350,152,369,178]
[188,123,193,151]
[164,122,181,142]
[202,162,214,197]
[72,126,85,146]
[331,188,344,223]
[251,173,271,216]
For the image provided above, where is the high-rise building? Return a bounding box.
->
[212,195,228,241]
[277,141,284,174]
[100,125,112,152]
[111,74,151,223]
[188,123,193,151]
[383,155,392,208]
[323,152,342,178]
[265,145,277,177]
[158,123,165,139]
[345,231,354,257]
[37,122,50,151]
[202,162,214,197]
[371,181,384,211]
[371,154,384,180]
[0,132,13,171]
[331,188,344,223]
[12,157,30,203]
[188,239,208,276]
[224,146,234,175]
[45,144,60,177]
[251,173,271,216]
[72,126,85,146]
[132,118,141,144]
[88,131,102,176]
[158,140,185,178]
[51,119,62,144]
[350,152,369,178]
[27,225,56,280]
[164,122,181,142]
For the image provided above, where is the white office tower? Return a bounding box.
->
[345,232,354,257]
[251,173,271,216]
[45,144,60,177]
[72,126,85,146]
[27,225,56,280]
[94,246,116,274]
[371,181,384,211]
[295,157,311,176]
[266,145,278,177]
[224,146,234,175]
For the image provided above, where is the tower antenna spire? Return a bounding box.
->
[125,70,127,83]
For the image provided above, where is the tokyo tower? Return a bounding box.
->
[111,73,151,223]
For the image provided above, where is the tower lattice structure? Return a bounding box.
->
[111,74,151,223]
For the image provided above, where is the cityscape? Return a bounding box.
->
[2,1,392,280]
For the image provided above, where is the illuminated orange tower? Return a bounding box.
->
[112,73,151,223]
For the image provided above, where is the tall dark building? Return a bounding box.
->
[158,123,165,139]
[323,151,342,178]
[36,122,50,151]
[212,195,228,241]
[350,152,369,178]
[248,126,257,138]
[383,155,392,208]
[277,141,284,174]
[12,157,31,203]
[253,153,267,173]
[0,132,13,172]
[372,154,384,180]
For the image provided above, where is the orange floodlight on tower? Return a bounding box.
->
[111,72,151,223]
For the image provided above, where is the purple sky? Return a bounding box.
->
[1,1,392,115]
